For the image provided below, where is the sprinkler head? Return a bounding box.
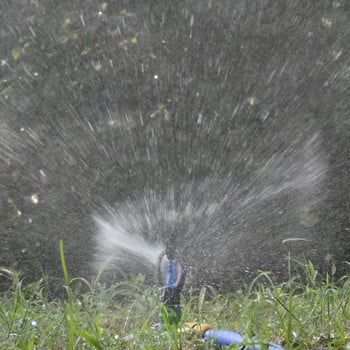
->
[165,234,176,260]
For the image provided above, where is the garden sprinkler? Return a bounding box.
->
[155,235,285,349]
[157,234,186,325]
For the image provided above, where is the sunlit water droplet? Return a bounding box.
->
[31,194,39,204]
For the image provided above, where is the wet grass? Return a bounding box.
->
[0,245,349,349]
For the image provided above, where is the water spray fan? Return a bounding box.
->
[157,237,285,349]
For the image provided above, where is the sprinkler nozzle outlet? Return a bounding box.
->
[165,234,176,260]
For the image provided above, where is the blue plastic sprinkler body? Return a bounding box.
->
[157,235,186,325]
[203,329,285,350]
[157,236,285,349]
[164,259,179,289]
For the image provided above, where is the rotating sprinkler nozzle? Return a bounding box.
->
[157,234,186,325]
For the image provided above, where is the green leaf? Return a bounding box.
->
[130,36,138,44]
[0,85,13,96]
[150,103,166,118]
[74,328,104,350]
[120,9,134,17]
[60,240,70,286]
[11,48,21,61]
[81,47,91,55]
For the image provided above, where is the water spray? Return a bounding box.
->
[156,235,285,349]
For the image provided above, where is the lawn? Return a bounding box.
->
[0,244,349,349]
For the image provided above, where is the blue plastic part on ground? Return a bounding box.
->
[203,329,244,345]
[203,329,285,349]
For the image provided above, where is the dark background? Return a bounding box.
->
[0,0,349,293]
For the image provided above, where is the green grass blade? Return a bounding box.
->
[74,327,104,350]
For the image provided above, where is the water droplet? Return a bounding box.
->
[93,61,102,71]
[331,49,342,61]
[80,14,85,26]
[321,17,332,29]
[39,169,47,178]
[247,97,259,106]
[29,26,36,37]
[31,194,39,204]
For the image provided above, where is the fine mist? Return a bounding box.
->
[93,128,327,289]
[1,1,349,293]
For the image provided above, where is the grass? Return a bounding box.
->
[0,244,349,349]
